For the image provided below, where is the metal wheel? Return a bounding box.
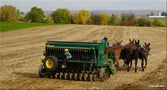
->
[55,73,59,79]
[93,74,98,81]
[59,72,63,79]
[38,64,46,78]
[89,74,93,81]
[64,73,68,80]
[83,73,88,81]
[45,59,54,69]
[43,56,58,72]
[69,73,73,80]
[79,73,83,81]
[74,73,78,80]
[99,68,110,82]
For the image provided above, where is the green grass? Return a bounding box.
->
[0,22,56,32]
[114,17,122,25]
[149,18,166,26]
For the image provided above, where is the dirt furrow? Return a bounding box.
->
[0,25,166,89]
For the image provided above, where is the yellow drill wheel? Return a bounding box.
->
[45,59,54,69]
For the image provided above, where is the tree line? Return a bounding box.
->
[0,5,164,27]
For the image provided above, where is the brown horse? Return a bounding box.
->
[106,40,124,70]
[124,39,145,72]
[125,39,135,50]
[113,40,124,65]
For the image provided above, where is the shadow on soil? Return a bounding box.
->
[13,72,39,78]
[115,58,167,90]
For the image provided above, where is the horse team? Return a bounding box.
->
[109,39,151,72]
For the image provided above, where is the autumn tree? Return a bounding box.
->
[25,7,45,22]
[0,5,20,22]
[99,12,110,25]
[88,13,100,25]
[121,13,137,26]
[75,10,90,24]
[109,14,116,25]
[70,14,76,24]
[51,8,72,24]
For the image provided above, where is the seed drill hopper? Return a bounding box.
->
[38,39,117,81]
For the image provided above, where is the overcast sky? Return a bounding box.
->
[0,0,166,12]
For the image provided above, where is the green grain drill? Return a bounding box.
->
[38,39,117,81]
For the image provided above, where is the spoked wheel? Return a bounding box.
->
[59,72,64,79]
[93,73,98,81]
[79,73,83,81]
[69,73,73,80]
[38,64,46,78]
[89,74,93,81]
[83,73,88,81]
[64,73,68,80]
[55,72,59,79]
[99,68,110,82]
[74,73,78,80]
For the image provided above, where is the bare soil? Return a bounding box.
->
[0,25,166,89]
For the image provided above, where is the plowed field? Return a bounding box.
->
[0,25,166,89]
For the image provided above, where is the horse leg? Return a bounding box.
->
[122,59,127,70]
[144,58,147,68]
[127,59,131,72]
[142,59,144,71]
[127,61,130,72]
[123,62,126,69]
[135,59,138,72]
[130,60,132,68]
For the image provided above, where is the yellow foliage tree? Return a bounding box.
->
[75,10,90,24]
[99,12,110,25]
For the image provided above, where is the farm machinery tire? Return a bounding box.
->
[43,56,58,72]
[38,64,46,78]
[99,68,110,81]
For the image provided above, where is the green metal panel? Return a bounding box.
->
[97,40,108,67]
[46,41,99,48]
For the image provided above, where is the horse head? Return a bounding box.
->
[135,40,141,48]
[144,42,151,53]
[116,40,123,46]
[126,38,135,48]
[129,38,135,44]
